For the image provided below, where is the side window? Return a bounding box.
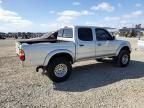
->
[78,28,93,41]
[63,29,73,38]
[95,29,112,41]
[58,29,63,37]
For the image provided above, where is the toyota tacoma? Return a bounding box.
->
[16,26,131,82]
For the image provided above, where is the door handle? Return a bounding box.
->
[97,43,101,46]
[79,44,84,47]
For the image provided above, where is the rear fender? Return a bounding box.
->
[43,49,75,66]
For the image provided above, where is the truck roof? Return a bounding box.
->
[63,25,116,29]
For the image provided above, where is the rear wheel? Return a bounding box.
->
[114,50,130,67]
[46,57,72,82]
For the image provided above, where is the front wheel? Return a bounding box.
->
[114,50,130,67]
[46,57,72,82]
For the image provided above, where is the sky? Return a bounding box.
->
[0,0,144,32]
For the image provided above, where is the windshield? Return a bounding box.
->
[106,29,118,36]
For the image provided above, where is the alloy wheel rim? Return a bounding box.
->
[122,54,129,64]
[54,64,68,77]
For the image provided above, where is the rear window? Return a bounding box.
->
[78,28,93,41]
[63,29,73,38]
[57,29,73,38]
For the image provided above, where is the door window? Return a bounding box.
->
[78,28,93,41]
[95,28,113,41]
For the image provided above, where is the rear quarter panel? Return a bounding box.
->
[22,42,75,66]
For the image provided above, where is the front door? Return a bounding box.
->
[95,28,116,57]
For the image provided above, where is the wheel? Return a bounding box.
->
[96,58,103,62]
[115,50,130,67]
[46,57,72,82]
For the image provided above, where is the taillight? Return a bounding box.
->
[19,50,25,61]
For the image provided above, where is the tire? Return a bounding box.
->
[46,57,72,82]
[115,50,130,67]
[96,58,103,62]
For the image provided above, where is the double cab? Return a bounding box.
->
[16,26,131,82]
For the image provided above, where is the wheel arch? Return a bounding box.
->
[116,46,131,56]
[43,50,74,66]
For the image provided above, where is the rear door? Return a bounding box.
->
[76,27,96,60]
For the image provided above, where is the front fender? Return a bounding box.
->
[43,49,75,66]
[116,43,131,56]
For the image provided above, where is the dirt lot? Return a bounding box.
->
[0,38,144,108]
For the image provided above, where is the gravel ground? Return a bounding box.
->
[0,38,144,108]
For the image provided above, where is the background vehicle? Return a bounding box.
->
[0,35,6,39]
[16,26,131,82]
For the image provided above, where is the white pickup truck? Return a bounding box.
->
[16,26,131,82]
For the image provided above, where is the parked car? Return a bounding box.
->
[0,35,6,39]
[16,26,131,82]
